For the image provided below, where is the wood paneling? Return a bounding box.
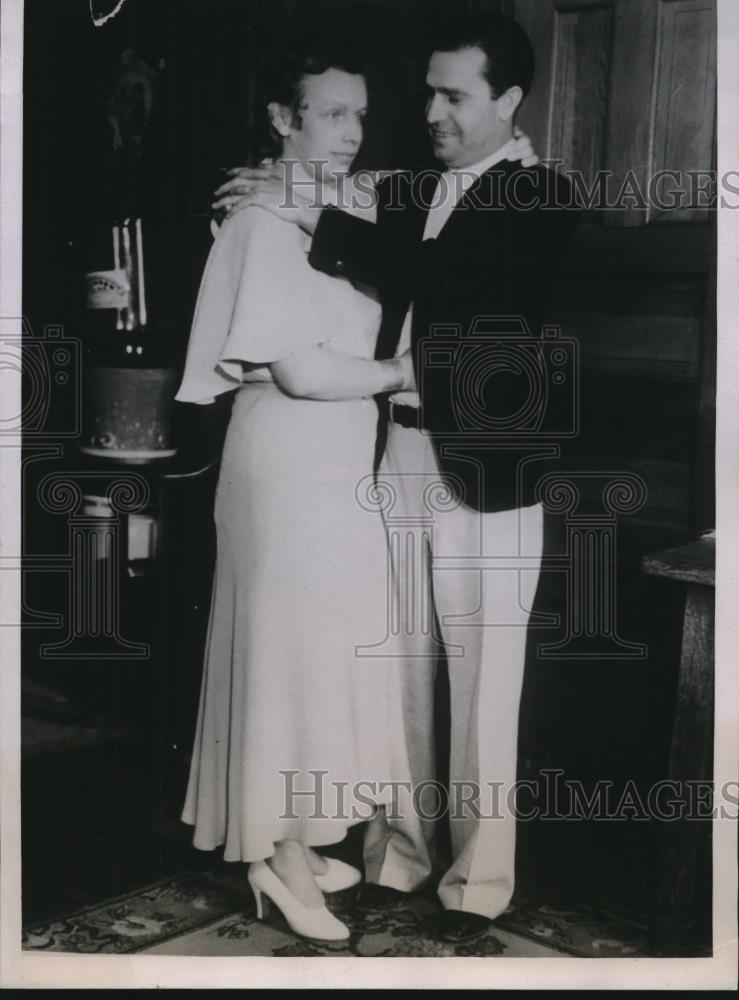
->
[692,253,716,531]
[576,376,698,431]
[552,272,704,379]
[604,0,717,226]
[514,0,556,155]
[601,0,660,226]
[548,3,613,181]
[561,221,714,274]
[558,313,701,378]
[651,1,717,222]
[559,449,693,537]
[642,537,715,954]
[496,0,715,933]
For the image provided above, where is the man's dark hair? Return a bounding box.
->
[430,13,535,99]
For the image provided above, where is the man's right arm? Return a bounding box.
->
[308,190,423,299]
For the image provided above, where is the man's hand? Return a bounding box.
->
[212,161,321,233]
[212,161,278,214]
[509,127,539,168]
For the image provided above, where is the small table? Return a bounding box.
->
[642,535,715,956]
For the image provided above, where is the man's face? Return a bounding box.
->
[425,46,507,169]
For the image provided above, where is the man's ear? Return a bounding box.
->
[267,101,293,137]
[497,86,523,123]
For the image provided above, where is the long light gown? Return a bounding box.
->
[175,202,411,863]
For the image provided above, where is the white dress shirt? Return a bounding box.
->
[390,139,517,408]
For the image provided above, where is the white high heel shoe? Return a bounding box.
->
[314,858,362,894]
[247,860,350,942]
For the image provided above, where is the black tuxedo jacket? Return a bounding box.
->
[309,160,581,513]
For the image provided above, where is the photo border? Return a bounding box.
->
[1,0,737,988]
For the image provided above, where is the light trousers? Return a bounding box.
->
[364,423,544,919]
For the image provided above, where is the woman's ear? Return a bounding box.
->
[267,101,293,138]
[497,86,523,123]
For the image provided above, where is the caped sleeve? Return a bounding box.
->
[175,207,332,404]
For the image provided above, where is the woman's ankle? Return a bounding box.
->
[268,841,324,908]
[271,839,303,861]
[306,847,329,875]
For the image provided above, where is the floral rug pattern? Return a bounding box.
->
[22,868,651,958]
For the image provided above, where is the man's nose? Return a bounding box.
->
[426,93,445,123]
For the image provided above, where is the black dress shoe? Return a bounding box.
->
[432,909,491,943]
[354,882,410,911]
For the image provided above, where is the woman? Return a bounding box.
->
[175,43,416,943]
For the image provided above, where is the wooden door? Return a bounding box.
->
[515,0,717,226]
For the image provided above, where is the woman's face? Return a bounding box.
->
[281,68,367,181]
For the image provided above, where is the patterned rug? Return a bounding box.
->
[22,868,651,958]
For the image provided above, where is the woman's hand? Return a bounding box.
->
[396,349,417,393]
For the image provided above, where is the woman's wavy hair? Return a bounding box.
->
[261,35,368,145]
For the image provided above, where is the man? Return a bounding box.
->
[219,14,580,943]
